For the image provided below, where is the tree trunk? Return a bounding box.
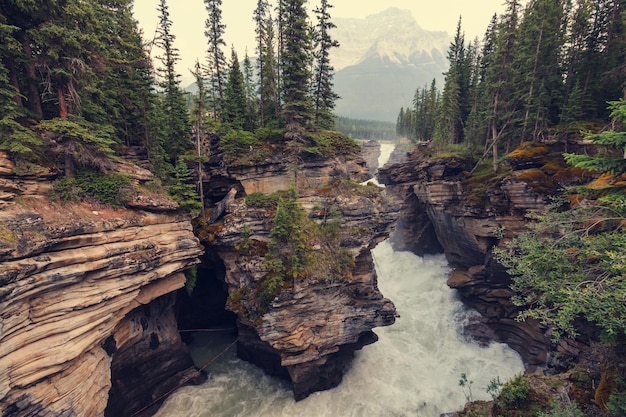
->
[17,32,43,118]
[64,151,75,178]
[57,86,68,119]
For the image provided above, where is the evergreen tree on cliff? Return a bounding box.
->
[223,48,247,130]
[484,0,520,171]
[280,0,313,131]
[204,0,227,120]
[260,15,280,126]
[0,12,43,160]
[311,0,339,130]
[511,0,569,142]
[242,51,259,131]
[254,0,271,126]
[155,0,191,164]
[435,18,471,145]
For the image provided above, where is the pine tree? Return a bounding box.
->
[484,0,520,171]
[223,47,247,130]
[190,60,207,216]
[254,0,271,126]
[242,51,259,131]
[83,0,156,149]
[260,15,280,126]
[435,70,462,146]
[169,158,202,215]
[0,12,43,160]
[436,17,471,145]
[311,0,339,129]
[204,0,227,120]
[512,0,569,142]
[155,0,191,164]
[280,0,313,131]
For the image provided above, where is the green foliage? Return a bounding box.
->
[52,169,131,207]
[495,202,626,340]
[223,47,248,130]
[256,188,309,306]
[536,401,584,417]
[486,376,503,401]
[280,0,314,127]
[36,117,116,156]
[168,159,201,215]
[564,100,626,175]
[497,374,531,408]
[184,266,198,294]
[302,130,360,157]
[607,377,626,416]
[335,116,397,141]
[245,192,280,209]
[219,129,263,162]
[459,372,474,402]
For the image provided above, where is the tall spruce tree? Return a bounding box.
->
[260,15,280,126]
[190,60,208,216]
[155,0,190,165]
[254,0,271,126]
[512,0,569,142]
[204,0,227,120]
[242,51,259,131]
[0,12,43,160]
[435,18,471,145]
[223,47,247,130]
[280,0,313,130]
[311,0,339,129]
[484,0,520,171]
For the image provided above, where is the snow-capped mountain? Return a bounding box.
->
[331,8,450,122]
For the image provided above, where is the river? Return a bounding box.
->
[154,142,524,417]
[155,246,523,417]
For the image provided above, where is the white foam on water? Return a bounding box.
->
[155,240,523,417]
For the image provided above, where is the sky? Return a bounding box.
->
[132,0,517,85]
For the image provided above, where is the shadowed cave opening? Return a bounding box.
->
[176,250,238,345]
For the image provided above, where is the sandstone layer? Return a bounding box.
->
[0,153,203,416]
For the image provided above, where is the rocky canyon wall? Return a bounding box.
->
[197,143,400,400]
[0,153,203,416]
[378,143,595,370]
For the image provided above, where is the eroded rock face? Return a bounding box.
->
[0,158,203,416]
[361,140,382,177]
[201,150,398,400]
[378,148,561,368]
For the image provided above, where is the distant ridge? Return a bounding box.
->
[331,8,449,122]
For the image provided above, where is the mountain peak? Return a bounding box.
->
[331,8,449,71]
[331,8,450,122]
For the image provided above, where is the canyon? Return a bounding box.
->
[0,137,598,416]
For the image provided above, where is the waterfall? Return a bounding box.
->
[154,141,524,416]
[155,244,523,417]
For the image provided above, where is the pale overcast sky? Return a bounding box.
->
[132,0,521,84]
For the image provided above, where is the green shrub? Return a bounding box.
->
[497,374,531,408]
[52,169,131,207]
[607,378,626,416]
[303,130,360,157]
[219,129,262,161]
[184,266,198,294]
[537,402,584,417]
[246,192,280,209]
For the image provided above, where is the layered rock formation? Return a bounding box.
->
[0,153,203,416]
[378,143,594,370]
[197,146,399,400]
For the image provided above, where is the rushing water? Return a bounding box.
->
[155,240,524,417]
[378,142,396,169]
